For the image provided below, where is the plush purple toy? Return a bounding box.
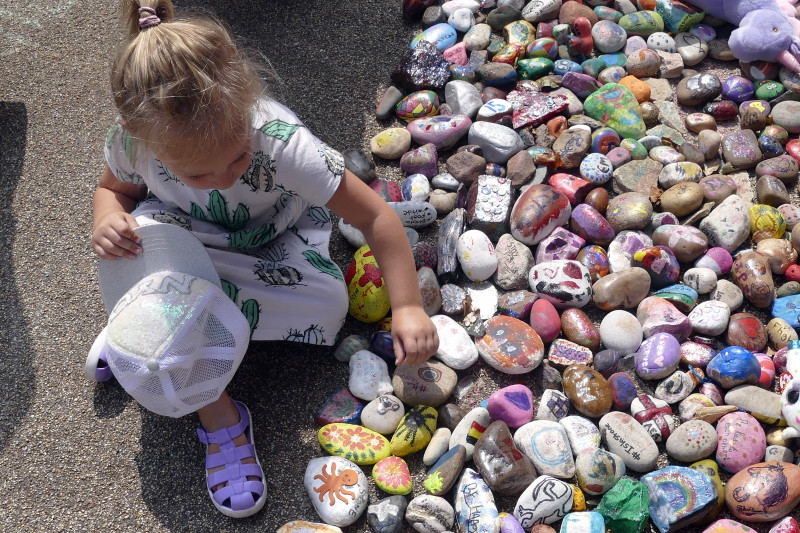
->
[688,0,800,72]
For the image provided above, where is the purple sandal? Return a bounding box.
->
[196,400,267,518]
[85,327,114,382]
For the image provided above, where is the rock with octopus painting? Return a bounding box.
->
[318,423,391,465]
[474,421,538,496]
[390,405,438,456]
[513,475,573,528]
[509,184,572,245]
[392,360,456,407]
[476,315,544,374]
[725,461,800,522]
[454,468,501,531]
[528,260,593,309]
[304,456,369,527]
[642,466,719,532]
[431,314,479,370]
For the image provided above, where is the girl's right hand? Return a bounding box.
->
[92,211,142,260]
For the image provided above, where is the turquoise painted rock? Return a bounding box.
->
[584,84,646,140]
[655,0,705,33]
[411,22,458,51]
[560,511,606,532]
[595,477,650,533]
[642,466,718,532]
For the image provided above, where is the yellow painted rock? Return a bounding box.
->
[390,405,438,456]
[345,245,390,323]
[317,423,390,465]
[689,459,725,524]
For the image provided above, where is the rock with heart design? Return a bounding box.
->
[636,297,692,341]
[726,312,768,353]
[652,224,709,264]
[474,421,538,496]
[725,461,800,522]
[563,365,613,419]
[716,411,766,473]
[304,456,369,526]
[509,184,572,245]
[528,260,593,309]
[642,465,719,532]
[732,251,774,309]
[476,315,544,374]
[486,384,534,428]
[634,332,681,380]
[575,447,626,497]
[513,475,574,528]
[630,394,679,442]
[514,420,575,479]
[706,346,761,390]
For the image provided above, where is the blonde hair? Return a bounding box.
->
[111,0,264,160]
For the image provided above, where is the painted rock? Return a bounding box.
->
[509,184,572,245]
[317,423,390,465]
[466,175,513,242]
[528,260,592,309]
[304,456,368,527]
[559,511,605,533]
[333,335,371,363]
[392,360,456,407]
[406,494,455,532]
[410,22,458,51]
[690,459,726,524]
[474,421,538,496]
[655,370,697,404]
[608,230,653,272]
[652,224,709,264]
[666,420,717,463]
[423,427,451,467]
[401,173,432,201]
[599,411,660,472]
[732,251,774,309]
[769,517,800,533]
[631,246,681,290]
[277,521,344,533]
[726,313,768,353]
[387,201,436,229]
[468,121,524,163]
[575,448,626,496]
[408,114,472,150]
[456,229,497,282]
[634,332,681,380]
[560,415,601,456]
[529,298,561,343]
[642,466,718,532]
[707,346,761,389]
[689,300,731,337]
[476,315,544,374]
[370,128,412,159]
[584,83,646,139]
[315,387,365,426]
[454,468,500,531]
[725,385,784,425]
[367,495,407,533]
[560,307,601,352]
[390,406,438,456]
[598,310,643,355]
[595,478,650,533]
[513,476,573,528]
[537,389,571,422]
[346,245,391,323]
[683,267,718,296]
[423,444,465,496]
[535,227,585,263]
[570,204,615,247]
[696,247,733,277]
[431,314,479,370]
[450,406,492,461]
[711,279,745,312]
[631,394,679,442]
[750,204,787,239]
[548,338,594,368]
[678,393,716,424]
[725,461,800,522]
[609,372,639,412]
[652,284,698,314]
[607,192,653,234]
[716,411,766,473]
[349,350,393,401]
[680,341,716,368]
[563,365,613,418]
[487,384,534,428]
[373,456,412,495]
[699,195,751,253]
[592,267,651,310]
[361,394,405,435]
[396,90,439,121]
[514,420,575,479]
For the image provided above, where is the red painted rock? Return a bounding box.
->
[528,260,593,309]
[715,411,766,473]
[549,173,594,206]
[509,184,572,245]
[725,461,800,522]
[726,313,768,353]
[732,251,775,308]
[529,298,561,342]
[769,517,800,533]
[563,365,613,418]
[787,138,800,165]
[476,315,544,374]
[561,308,601,352]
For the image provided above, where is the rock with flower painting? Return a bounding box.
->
[373,456,413,495]
[318,423,391,465]
[304,456,369,527]
[476,315,544,374]
[391,405,438,456]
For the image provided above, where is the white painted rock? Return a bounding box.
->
[688,300,730,336]
[431,314,479,370]
[423,427,452,466]
[387,201,437,228]
[348,350,393,401]
[560,415,601,456]
[418,267,442,316]
[521,0,563,23]
[710,279,744,311]
[360,394,405,435]
[304,456,368,527]
[683,267,717,294]
[514,420,575,478]
[528,260,593,309]
[454,468,500,531]
[665,419,717,462]
[445,80,484,118]
[699,195,751,252]
[575,447,626,496]
[513,475,573,528]
[464,281,499,320]
[278,521,343,533]
[450,407,492,461]
[337,218,367,248]
[655,370,696,404]
[599,310,643,355]
[406,494,455,532]
[457,229,498,282]
[537,389,571,422]
[598,411,660,472]
[468,121,525,163]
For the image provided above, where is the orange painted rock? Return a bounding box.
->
[476,315,544,374]
[725,461,800,522]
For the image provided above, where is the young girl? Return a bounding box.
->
[93,0,439,518]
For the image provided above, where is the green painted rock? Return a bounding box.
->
[318,423,391,465]
[517,58,553,80]
[373,456,413,495]
[390,405,438,456]
[423,444,466,495]
[655,0,704,33]
[756,80,784,101]
[618,10,664,37]
[584,84,647,140]
[595,477,650,533]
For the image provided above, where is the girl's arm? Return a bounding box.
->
[326,169,440,365]
[92,165,148,260]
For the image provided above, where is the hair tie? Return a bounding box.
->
[138,6,161,29]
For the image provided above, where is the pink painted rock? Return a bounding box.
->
[486,384,534,428]
[770,517,800,533]
[637,296,692,341]
[652,224,709,263]
[407,114,472,150]
[372,456,412,495]
[509,184,572,245]
[535,227,585,263]
[703,519,757,532]
[725,461,800,522]
[695,247,734,276]
[476,315,544,374]
[529,260,593,309]
[529,298,561,342]
[715,411,766,473]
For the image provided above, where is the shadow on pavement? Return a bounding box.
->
[0,102,35,453]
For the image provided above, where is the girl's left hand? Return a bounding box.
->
[391,306,439,366]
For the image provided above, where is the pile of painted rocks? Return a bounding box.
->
[278,0,800,531]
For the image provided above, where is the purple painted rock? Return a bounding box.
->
[570,204,616,247]
[652,225,709,264]
[563,365,613,418]
[407,114,472,150]
[716,411,766,473]
[631,246,681,289]
[510,184,572,245]
[561,308,601,352]
[314,387,366,425]
[610,371,639,411]
[535,227,585,263]
[637,296,692,341]
[562,72,602,99]
[498,290,537,320]
[732,251,775,309]
[400,142,439,177]
[576,245,610,282]
[726,313,768,353]
[548,338,594,368]
[695,247,733,276]
[487,384,534,428]
[529,260,593,309]
[635,332,681,380]
[474,420,539,496]
[725,462,800,522]
[529,298,561,343]
[476,315,544,374]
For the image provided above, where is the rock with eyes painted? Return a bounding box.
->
[781,340,800,439]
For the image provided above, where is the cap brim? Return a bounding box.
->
[98,223,221,314]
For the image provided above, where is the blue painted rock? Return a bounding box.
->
[635,332,681,380]
[474,421,538,496]
[513,475,573,528]
[315,387,365,426]
[583,83,647,139]
[580,153,614,184]
[655,0,704,33]
[529,260,593,309]
[553,58,583,75]
[423,444,465,496]
[346,246,390,323]
[535,227,585,263]
[514,420,575,478]
[476,315,544,374]
[725,462,800,522]
[560,511,606,532]
[716,411,766,473]
[722,75,755,104]
[318,423,391,465]
[772,294,800,330]
[609,372,638,411]
[390,405,438,456]
[410,22,458,51]
[575,448,625,496]
[706,346,760,389]
[510,184,571,245]
[454,468,500,531]
[637,297,691,342]
[642,465,718,531]
[408,114,472,150]
[486,384,534,428]
[304,456,368,527]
